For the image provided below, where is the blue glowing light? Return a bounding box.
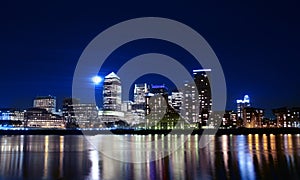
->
[92,76,102,85]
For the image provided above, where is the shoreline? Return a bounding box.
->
[1,128,300,135]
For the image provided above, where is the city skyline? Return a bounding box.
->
[1,2,300,179]
[1,70,299,129]
[0,69,298,120]
[1,1,300,117]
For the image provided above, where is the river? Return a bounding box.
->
[0,134,299,179]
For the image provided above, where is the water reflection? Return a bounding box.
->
[0,134,300,179]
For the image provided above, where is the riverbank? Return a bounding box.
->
[1,128,300,135]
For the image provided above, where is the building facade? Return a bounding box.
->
[134,83,148,104]
[222,110,238,128]
[0,108,24,127]
[169,91,183,113]
[102,72,124,122]
[193,69,212,127]
[33,95,56,113]
[272,107,300,127]
[236,95,250,119]
[181,82,198,125]
[72,103,99,128]
[242,107,264,128]
[24,107,64,128]
[62,98,80,122]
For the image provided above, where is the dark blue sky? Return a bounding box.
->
[0,1,299,117]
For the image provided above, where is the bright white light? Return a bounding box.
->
[92,76,102,85]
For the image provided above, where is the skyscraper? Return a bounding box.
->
[170,91,183,113]
[182,82,198,124]
[145,84,182,129]
[131,83,148,124]
[193,69,212,127]
[134,83,148,104]
[102,72,123,122]
[145,84,169,121]
[103,72,122,111]
[236,95,250,118]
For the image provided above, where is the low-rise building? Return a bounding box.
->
[222,110,238,128]
[0,108,24,127]
[272,107,300,127]
[243,107,264,128]
[24,108,64,128]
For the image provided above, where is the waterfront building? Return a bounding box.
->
[222,110,238,128]
[145,84,169,124]
[33,95,56,113]
[62,98,99,128]
[24,107,64,128]
[0,108,24,127]
[145,84,185,129]
[272,107,300,127]
[62,98,80,124]
[72,103,99,128]
[236,95,250,118]
[242,107,264,128]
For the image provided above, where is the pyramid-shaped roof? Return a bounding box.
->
[105,72,120,79]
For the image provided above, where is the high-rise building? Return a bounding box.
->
[181,82,198,125]
[145,84,185,129]
[134,83,148,104]
[103,72,122,111]
[102,72,124,122]
[33,95,56,113]
[236,95,250,118]
[169,91,183,113]
[193,69,212,127]
[145,84,169,122]
[131,83,148,123]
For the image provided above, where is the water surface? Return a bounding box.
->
[0,134,299,179]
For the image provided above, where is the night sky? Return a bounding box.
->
[0,1,299,117]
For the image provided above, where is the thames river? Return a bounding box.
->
[0,134,300,179]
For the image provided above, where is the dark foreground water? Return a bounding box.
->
[0,134,300,180]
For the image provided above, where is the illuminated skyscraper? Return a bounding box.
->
[182,82,198,124]
[193,69,212,127]
[170,91,183,113]
[102,72,123,121]
[236,95,250,118]
[103,72,122,111]
[134,83,148,104]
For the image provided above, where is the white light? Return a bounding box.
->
[92,76,102,85]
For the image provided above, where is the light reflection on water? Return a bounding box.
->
[0,134,300,179]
